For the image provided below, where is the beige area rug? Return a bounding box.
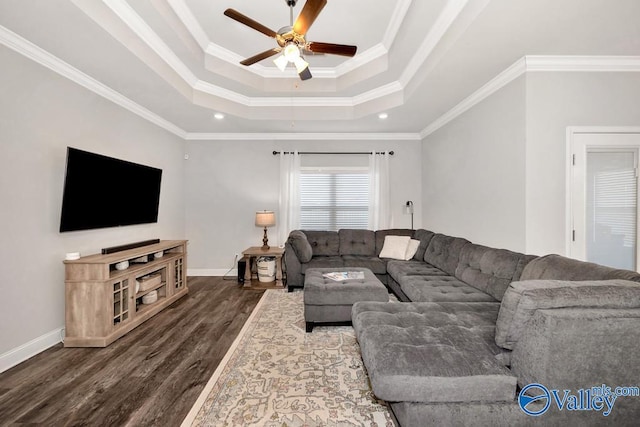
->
[182,289,394,427]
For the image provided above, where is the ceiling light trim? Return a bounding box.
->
[0,24,187,139]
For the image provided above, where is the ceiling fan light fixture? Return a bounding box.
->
[283,42,301,62]
[294,56,309,73]
[273,54,288,71]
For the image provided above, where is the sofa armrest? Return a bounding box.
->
[284,242,303,288]
[511,308,640,390]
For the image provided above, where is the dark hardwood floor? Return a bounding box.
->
[0,277,265,426]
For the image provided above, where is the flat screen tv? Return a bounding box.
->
[59,147,162,232]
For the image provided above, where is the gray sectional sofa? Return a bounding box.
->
[285,228,415,291]
[285,229,640,425]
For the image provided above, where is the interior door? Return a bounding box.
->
[570,132,640,271]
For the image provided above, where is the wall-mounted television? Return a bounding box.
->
[59,147,162,232]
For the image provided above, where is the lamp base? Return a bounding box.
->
[262,227,270,250]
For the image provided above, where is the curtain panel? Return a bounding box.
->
[368,152,390,230]
[277,151,300,245]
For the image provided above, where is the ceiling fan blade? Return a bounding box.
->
[224,9,277,38]
[293,0,327,36]
[298,67,313,81]
[306,42,357,57]
[240,48,282,66]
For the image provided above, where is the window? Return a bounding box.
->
[299,168,369,231]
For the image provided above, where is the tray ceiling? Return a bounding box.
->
[0,0,639,137]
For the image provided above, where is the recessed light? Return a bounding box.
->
[214,113,225,120]
[378,113,388,119]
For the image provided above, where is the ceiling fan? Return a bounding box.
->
[224,0,358,80]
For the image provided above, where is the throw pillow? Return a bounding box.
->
[404,239,421,260]
[379,235,411,260]
[288,230,313,262]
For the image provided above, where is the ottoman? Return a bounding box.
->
[304,267,389,332]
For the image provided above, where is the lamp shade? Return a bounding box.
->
[255,211,276,227]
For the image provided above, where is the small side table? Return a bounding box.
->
[241,246,285,287]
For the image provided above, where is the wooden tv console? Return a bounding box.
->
[64,240,188,347]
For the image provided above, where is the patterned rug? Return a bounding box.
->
[182,289,393,427]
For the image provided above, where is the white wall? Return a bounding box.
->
[185,139,422,273]
[421,77,527,251]
[525,72,640,255]
[0,47,185,362]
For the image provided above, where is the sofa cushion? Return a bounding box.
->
[520,254,640,282]
[342,255,387,275]
[352,301,516,403]
[423,234,470,276]
[339,229,376,256]
[375,229,414,256]
[495,279,640,350]
[300,256,344,273]
[287,230,313,262]
[401,275,498,303]
[387,260,447,283]
[455,244,530,301]
[412,229,436,261]
[303,230,340,256]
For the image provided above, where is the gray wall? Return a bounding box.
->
[0,47,186,357]
[421,77,527,251]
[421,71,640,256]
[185,139,422,273]
[525,72,640,255]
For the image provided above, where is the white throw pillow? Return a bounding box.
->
[404,239,421,260]
[379,235,411,260]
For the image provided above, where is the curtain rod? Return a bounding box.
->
[272,151,394,156]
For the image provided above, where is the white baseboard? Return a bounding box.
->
[188,268,238,277]
[0,327,63,374]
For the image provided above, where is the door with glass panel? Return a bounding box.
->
[571,132,640,271]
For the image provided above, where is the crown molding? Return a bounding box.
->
[383,0,413,49]
[400,0,474,87]
[185,133,421,141]
[420,55,640,139]
[103,0,197,85]
[525,55,640,72]
[420,57,526,138]
[167,0,209,50]
[0,24,187,139]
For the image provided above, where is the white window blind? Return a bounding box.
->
[299,169,369,231]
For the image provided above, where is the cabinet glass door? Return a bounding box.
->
[174,258,184,290]
[113,279,130,325]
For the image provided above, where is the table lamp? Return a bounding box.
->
[255,210,276,250]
